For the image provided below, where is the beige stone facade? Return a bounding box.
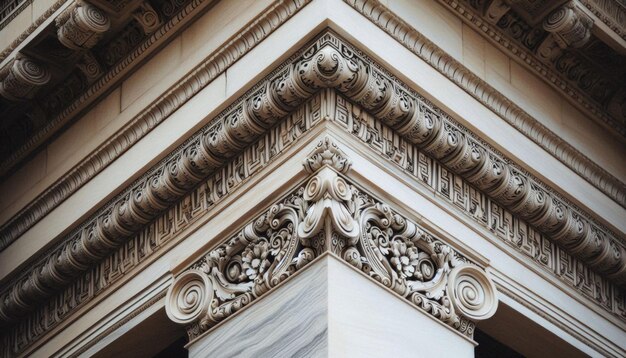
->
[0,0,624,356]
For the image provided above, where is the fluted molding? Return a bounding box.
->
[0,31,623,329]
[166,157,498,340]
[0,55,51,101]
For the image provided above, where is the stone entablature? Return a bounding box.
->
[0,31,624,357]
[2,0,624,266]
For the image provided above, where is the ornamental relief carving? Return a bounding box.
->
[0,31,623,356]
[435,0,625,137]
[166,149,498,340]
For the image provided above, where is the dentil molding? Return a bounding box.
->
[166,142,498,340]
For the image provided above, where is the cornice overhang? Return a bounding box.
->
[435,0,626,140]
[2,0,625,272]
[0,29,624,333]
[0,0,217,177]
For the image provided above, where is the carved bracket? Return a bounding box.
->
[0,55,51,101]
[166,139,498,340]
[537,2,594,61]
[56,1,111,50]
[132,2,162,35]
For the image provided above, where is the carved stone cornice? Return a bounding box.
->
[344,0,625,207]
[1,90,624,355]
[0,31,623,339]
[434,0,626,138]
[166,156,498,340]
[1,1,623,282]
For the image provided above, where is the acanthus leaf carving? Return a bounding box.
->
[166,163,498,340]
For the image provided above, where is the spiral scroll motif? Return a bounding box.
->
[166,270,212,325]
[447,264,498,321]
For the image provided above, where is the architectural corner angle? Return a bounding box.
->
[165,136,499,341]
[1,29,624,356]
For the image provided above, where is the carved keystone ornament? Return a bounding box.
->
[166,137,498,340]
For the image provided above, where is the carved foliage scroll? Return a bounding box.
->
[166,139,498,340]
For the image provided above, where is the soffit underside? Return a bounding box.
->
[438,0,626,139]
[0,0,218,177]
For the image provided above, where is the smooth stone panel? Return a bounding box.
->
[327,258,474,358]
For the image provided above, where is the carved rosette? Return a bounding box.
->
[56,2,111,50]
[166,270,212,324]
[165,138,498,339]
[447,265,498,320]
[0,56,51,101]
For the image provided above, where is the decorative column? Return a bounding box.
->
[164,136,499,356]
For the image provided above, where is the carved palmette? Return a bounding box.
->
[166,142,498,339]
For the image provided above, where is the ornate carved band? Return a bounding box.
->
[166,148,498,339]
[0,32,621,335]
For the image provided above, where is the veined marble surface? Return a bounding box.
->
[188,259,329,358]
[188,256,473,357]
